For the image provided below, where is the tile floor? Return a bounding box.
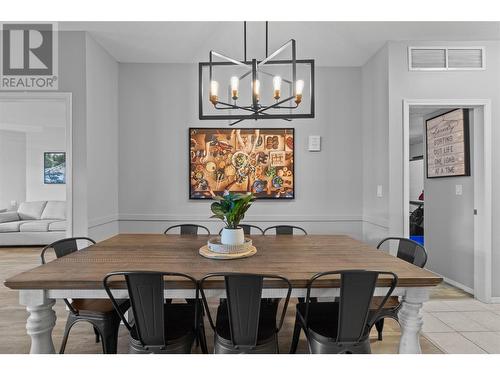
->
[422,298,500,353]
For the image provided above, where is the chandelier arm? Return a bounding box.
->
[258,39,295,67]
[215,101,260,113]
[254,95,296,115]
[258,70,293,85]
[229,118,246,126]
[211,51,251,69]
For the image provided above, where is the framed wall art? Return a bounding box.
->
[44,152,66,184]
[189,128,294,199]
[425,108,470,178]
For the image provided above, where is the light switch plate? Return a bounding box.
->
[455,184,463,195]
[377,185,383,198]
[308,135,321,151]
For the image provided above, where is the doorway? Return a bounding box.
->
[0,92,73,241]
[403,99,492,303]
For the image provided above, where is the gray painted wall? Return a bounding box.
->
[85,35,120,240]
[361,44,390,245]
[0,130,26,210]
[118,64,364,236]
[387,40,500,297]
[423,109,475,290]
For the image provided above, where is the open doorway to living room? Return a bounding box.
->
[0,93,72,246]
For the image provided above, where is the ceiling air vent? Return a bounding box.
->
[409,47,485,71]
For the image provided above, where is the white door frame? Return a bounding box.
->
[403,99,492,302]
[0,92,73,238]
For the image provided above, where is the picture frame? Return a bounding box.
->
[189,128,295,199]
[44,152,66,184]
[425,108,470,179]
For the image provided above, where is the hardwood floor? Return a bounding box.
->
[0,246,444,354]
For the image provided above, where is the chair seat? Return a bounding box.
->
[130,302,197,343]
[296,302,374,341]
[215,300,278,343]
[369,296,400,310]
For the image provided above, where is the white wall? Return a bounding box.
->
[85,35,119,240]
[118,64,364,236]
[0,130,26,210]
[25,127,66,202]
[361,44,390,244]
[385,41,500,298]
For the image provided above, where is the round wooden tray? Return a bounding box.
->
[199,245,257,260]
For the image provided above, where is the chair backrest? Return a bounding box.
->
[40,237,96,264]
[103,271,198,350]
[263,225,307,235]
[40,237,96,315]
[218,224,264,236]
[199,273,292,349]
[376,237,428,268]
[304,270,398,343]
[163,224,210,235]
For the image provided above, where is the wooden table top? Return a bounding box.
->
[4,234,442,290]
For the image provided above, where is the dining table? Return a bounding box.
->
[4,234,442,354]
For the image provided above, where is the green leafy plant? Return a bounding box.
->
[210,192,255,229]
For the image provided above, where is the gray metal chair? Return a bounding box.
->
[199,273,292,354]
[163,224,210,235]
[263,225,307,235]
[218,224,264,236]
[290,270,398,354]
[372,237,428,340]
[103,271,207,354]
[41,237,129,354]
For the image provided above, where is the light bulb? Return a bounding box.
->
[295,79,304,104]
[273,76,282,100]
[253,79,260,102]
[209,80,219,105]
[230,76,239,100]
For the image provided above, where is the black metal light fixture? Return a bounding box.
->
[199,22,315,125]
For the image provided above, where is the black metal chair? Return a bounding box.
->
[218,224,264,236]
[199,273,292,354]
[163,224,211,235]
[290,270,398,354]
[103,271,207,354]
[41,237,130,354]
[263,225,307,235]
[372,237,428,341]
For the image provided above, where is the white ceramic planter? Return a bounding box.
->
[221,227,245,246]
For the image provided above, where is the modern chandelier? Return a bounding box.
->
[199,22,315,125]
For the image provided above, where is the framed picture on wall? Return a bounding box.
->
[425,108,470,178]
[189,128,294,199]
[44,152,66,184]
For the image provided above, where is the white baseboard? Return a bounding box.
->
[441,276,474,295]
[490,297,500,303]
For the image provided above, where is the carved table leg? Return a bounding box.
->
[398,287,429,354]
[20,290,57,354]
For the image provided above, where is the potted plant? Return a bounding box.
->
[210,192,254,245]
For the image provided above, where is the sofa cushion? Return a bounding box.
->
[41,201,66,220]
[48,220,66,232]
[0,221,31,233]
[17,201,47,220]
[0,211,20,223]
[19,220,57,232]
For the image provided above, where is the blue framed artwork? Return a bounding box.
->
[44,152,66,184]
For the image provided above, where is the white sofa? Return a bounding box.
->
[0,201,67,246]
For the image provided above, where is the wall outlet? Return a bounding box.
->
[455,184,463,196]
[308,135,321,151]
[377,185,383,198]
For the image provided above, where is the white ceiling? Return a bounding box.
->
[60,21,500,66]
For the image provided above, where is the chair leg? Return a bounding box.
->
[290,314,302,354]
[375,318,385,341]
[59,314,77,354]
[93,326,100,343]
[198,322,208,354]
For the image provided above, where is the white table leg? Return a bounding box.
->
[20,290,57,354]
[398,287,429,354]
